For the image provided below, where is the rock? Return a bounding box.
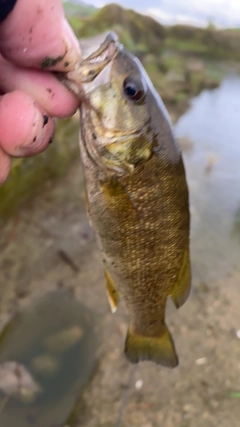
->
[31,353,61,376]
[0,361,41,402]
[44,325,84,353]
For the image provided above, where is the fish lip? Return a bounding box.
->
[62,32,120,96]
[79,31,119,61]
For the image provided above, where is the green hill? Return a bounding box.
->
[63,1,97,29]
[63,1,96,17]
[74,3,165,55]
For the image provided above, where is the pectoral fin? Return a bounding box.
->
[105,269,120,313]
[171,249,191,309]
[124,324,178,367]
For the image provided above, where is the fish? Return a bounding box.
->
[64,32,191,367]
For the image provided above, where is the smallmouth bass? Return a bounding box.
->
[65,32,191,367]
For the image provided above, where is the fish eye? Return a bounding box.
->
[123,77,144,102]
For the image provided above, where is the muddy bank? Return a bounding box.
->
[1,146,240,425]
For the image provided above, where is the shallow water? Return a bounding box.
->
[0,293,99,427]
[175,75,240,284]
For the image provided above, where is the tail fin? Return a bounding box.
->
[124,325,178,367]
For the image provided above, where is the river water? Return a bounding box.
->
[175,75,240,284]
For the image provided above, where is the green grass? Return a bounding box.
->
[63,1,96,17]
[228,392,240,399]
[67,15,85,31]
[158,54,185,73]
[143,60,160,74]
[165,38,210,54]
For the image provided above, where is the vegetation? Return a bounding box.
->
[166,25,240,61]
[63,1,96,18]
[63,1,97,30]
[76,4,165,55]
[0,118,79,218]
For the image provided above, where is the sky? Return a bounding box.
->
[82,0,240,28]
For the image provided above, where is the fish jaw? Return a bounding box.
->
[80,105,136,175]
[80,110,153,176]
[59,31,119,98]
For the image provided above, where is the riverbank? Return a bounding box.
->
[1,8,240,426]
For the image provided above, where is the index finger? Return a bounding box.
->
[0,0,82,72]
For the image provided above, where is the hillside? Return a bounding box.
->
[74,3,165,55]
[63,1,96,17]
[166,25,240,61]
[63,0,97,29]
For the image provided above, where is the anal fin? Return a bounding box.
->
[105,269,120,313]
[171,248,191,309]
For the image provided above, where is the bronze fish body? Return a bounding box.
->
[66,33,191,367]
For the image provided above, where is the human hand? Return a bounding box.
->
[0,0,82,185]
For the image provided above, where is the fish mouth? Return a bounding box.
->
[62,31,120,97]
[79,31,119,61]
